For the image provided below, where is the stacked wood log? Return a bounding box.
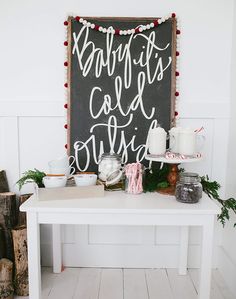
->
[12,226,28,296]
[0,171,9,193]
[0,193,17,261]
[0,258,14,299]
[17,194,32,227]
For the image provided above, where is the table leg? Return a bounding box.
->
[52,224,62,273]
[178,226,189,275]
[27,212,41,299]
[199,216,214,299]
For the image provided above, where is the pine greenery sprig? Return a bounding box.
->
[201,175,236,227]
[16,168,46,190]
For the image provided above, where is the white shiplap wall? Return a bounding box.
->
[0,100,228,268]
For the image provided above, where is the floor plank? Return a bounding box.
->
[99,268,123,299]
[212,270,235,299]
[124,269,149,299]
[73,268,101,299]
[188,269,224,299]
[47,268,80,299]
[167,269,197,299]
[145,269,174,299]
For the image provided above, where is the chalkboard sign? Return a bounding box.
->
[67,17,177,171]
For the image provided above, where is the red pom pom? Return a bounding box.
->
[175,91,179,97]
[65,144,68,149]
[175,111,178,116]
[176,51,180,56]
[115,29,120,35]
[153,20,159,27]
[64,83,68,88]
[64,61,68,67]
[64,103,68,109]
[95,25,100,31]
[75,16,80,22]
[135,28,140,34]
[64,124,68,129]
[64,21,69,26]
[176,29,181,35]
[175,71,179,76]
[172,13,176,18]
[64,41,68,46]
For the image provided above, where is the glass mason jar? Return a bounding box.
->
[98,153,124,190]
[175,172,202,203]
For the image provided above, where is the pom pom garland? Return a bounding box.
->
[175,91,179,97]
[64,21,68,26]
[64,103,68,109]
[64,83,68,88]
[64,41,68,46]
[64,124,68,129]
[64,61,68,67]
[71,13,176,36]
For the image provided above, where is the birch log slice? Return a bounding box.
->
[0,258,14,299]
[0,171,9,193]
[12,226,28,296]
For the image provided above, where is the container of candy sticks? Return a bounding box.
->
[124,162,144,194]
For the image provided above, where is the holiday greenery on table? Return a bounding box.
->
[143,166,236,227]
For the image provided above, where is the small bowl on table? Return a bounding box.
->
[74,174,97,187]
[43,175,67,188]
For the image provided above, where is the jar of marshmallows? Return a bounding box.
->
[98,153,124,190]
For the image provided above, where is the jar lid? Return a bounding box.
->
[100,153,121,159]
[179,172,200,184]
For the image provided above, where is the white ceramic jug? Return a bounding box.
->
[178,128,205,156]
[148,127,167,155]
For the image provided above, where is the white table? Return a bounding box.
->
[20,191,220,299]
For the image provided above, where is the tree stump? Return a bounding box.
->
[17,194,32,227]
[0,171,9,193]
[12,226,28,296]
[0,226,6,259]
[0,258,14,299]
[0,193,17,261]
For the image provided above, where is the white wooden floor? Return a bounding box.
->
[15,268,234,299]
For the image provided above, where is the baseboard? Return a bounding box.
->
[218,245,236,296]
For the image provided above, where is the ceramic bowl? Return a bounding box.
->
[43,175,67,188]
[74,174,97,187]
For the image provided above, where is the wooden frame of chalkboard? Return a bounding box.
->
[66,16,177,172]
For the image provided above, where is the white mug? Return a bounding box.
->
[148,127,167,155]
[169,127,182,153]
[48,155,75,176]
[178,128,205,156]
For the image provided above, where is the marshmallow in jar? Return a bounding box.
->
[148,127,167,155]
[98,153,122,182]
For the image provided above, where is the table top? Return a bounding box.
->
[20,190,221,215]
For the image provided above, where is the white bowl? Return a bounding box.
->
[74,174,97,187]
[43,176,67,188]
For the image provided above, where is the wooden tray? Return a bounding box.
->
[35,181,104,201]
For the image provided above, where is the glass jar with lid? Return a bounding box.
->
[175,172,202,203]
[98,153,124,190]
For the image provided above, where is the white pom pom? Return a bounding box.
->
[99,26,103,32]
[87,22,91,27]
[146,24,150,29]
[103,28,107,33]
[79,18,84,23]
[111,29,115,34]
[91,23,95,29]
[139,27,143,32]
[83,20,87,25]
[119,30,123,35]
[142,25,147,31]
[131,29,135,34]
[150,22,154,28]
[127,29,131,35]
